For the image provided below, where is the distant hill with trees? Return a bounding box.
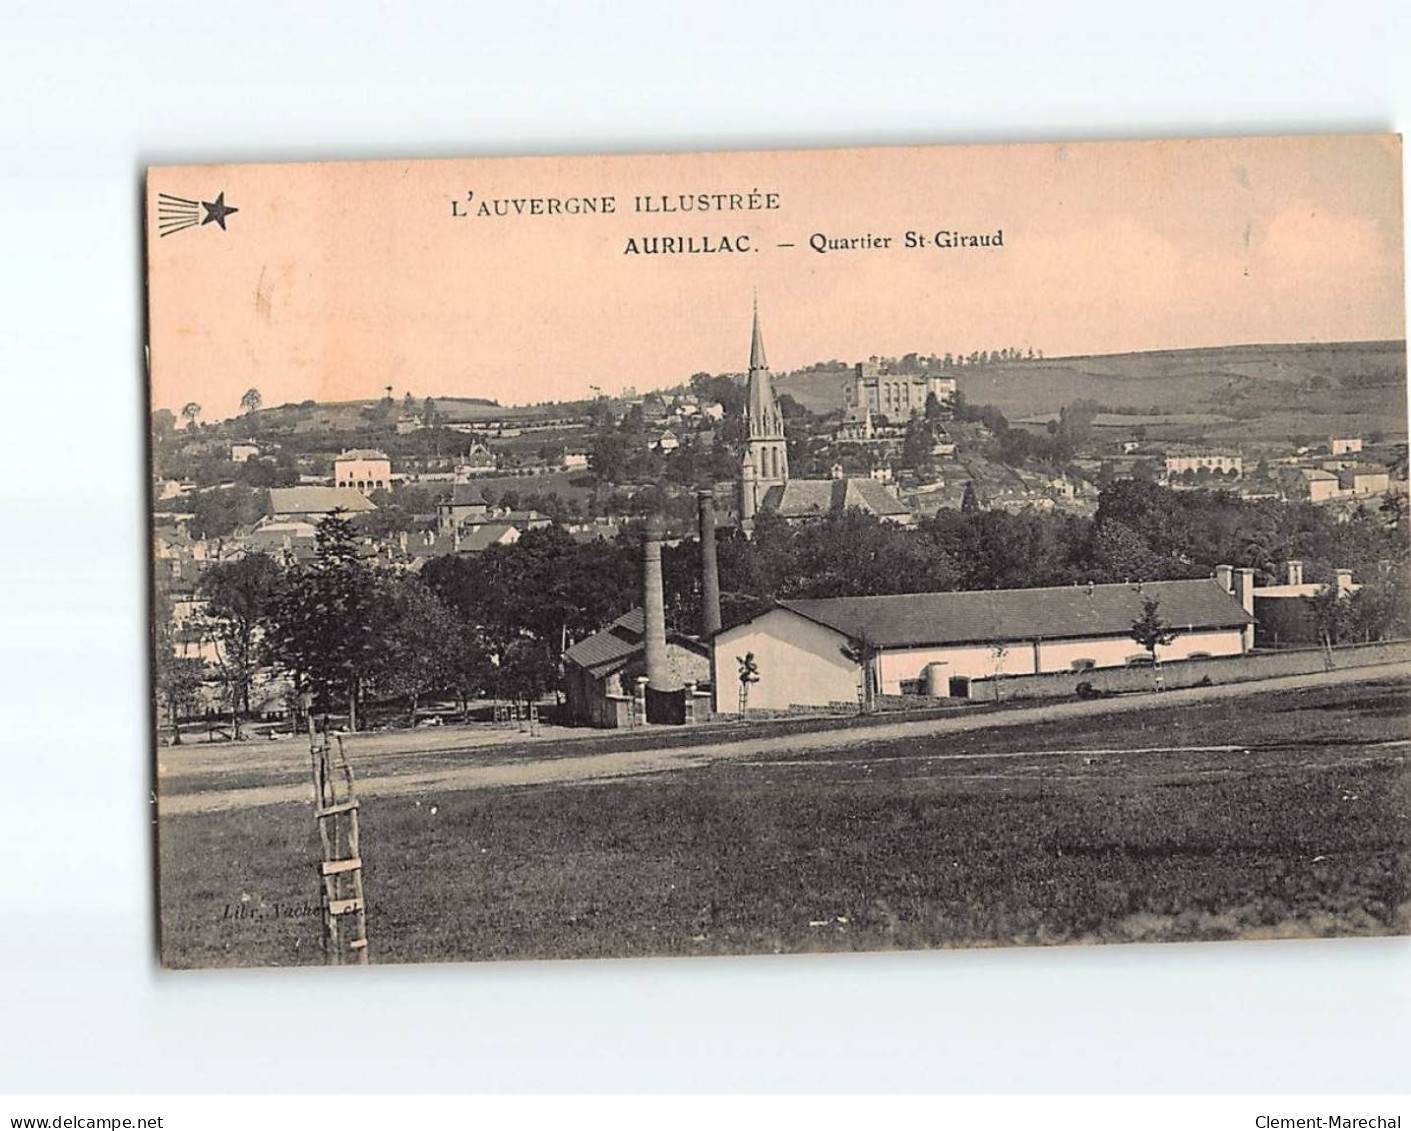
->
[773,340,1407,442]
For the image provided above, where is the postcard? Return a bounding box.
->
[147,134,1408,968]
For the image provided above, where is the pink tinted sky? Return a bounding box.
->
[147,134,1404,422]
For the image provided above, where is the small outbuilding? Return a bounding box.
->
[563,607,710,727]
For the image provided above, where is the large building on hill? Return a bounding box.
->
[334,448,392,494]
[846,360,956,419]
[712,575,1254,714]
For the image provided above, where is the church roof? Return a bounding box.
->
[776,578,1252,650]
[762,477,911,520]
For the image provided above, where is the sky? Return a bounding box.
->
[146,133,1405,422]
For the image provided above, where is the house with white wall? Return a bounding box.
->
[711,576,1254,714]
[333,448,392,494]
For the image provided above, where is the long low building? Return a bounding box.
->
[712,575,1255,713]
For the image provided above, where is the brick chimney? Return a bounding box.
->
[1215,564,1234,593]
[1336,568,1354,593]
[1285,559,1304,586]
[642,514,672,692]
[698,491,722,638]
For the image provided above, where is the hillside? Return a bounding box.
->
[773,340,1408,441]
[238,395,561,434]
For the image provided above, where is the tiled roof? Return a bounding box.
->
[763,477,912,519]
[268,487,377,515]
[564,608,646,672]
[563,607,708,674]
[444,484,489,507]
[460,522,519,551]
[776,578,1251,649]
[336,449,389,461]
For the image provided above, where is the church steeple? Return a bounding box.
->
[739,297,788,530]
[749,294,768,372]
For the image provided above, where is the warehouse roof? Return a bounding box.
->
[772,578,1251,649]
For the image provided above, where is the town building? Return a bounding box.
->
[835,404,876,442]
[267,486,377,523]
[846,361,956,420]
[1329,436,1363,456]
[712,575,1253,714]
[230,442,260,463]
[1163,446,1243,478]
[436,484,491,532]
[563,607,710,727]
[1301,468,1343,502]
[456,443,497,477]
[333,449,392,494]
[1339,465,1390,497]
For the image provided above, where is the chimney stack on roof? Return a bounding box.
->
[1336,568,1355,593]
[1285,559,1304,586]
[1232,567,1255,615]
[1215,564,1234,593]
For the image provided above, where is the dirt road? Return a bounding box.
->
[156,661,1411,816]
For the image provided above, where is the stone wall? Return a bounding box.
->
[963,640,1411,702]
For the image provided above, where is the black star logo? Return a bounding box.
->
[201,192,239,230]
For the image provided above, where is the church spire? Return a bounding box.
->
[749,292,767,372]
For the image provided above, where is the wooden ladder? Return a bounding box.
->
[308,728,369,965]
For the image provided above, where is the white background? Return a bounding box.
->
[1,0,1408,1095]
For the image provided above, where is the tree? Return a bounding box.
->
[181,402,202,430]
[1129,596,1176,688]
[263,512,383,731]
[961,482,979,513]
[990,641,1010,701]
[736,652,760,713]
[152,563,206,744]
[157,655,206,745]
[375,576,462,724]
[1309,584,1351,663]
[240,388,263,415]
[198,552,283,738]
[900,418,933,472]
[151,408,176,445]
[498,637,558,708]
[840,632,882,713]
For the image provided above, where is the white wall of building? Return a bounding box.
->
[712,608,858,713]
[876,628,1246,692]
[719,609,1249,708]
[335,455,392,493]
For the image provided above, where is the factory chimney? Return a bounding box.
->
[698,490,722,638]
[642,513,672,692]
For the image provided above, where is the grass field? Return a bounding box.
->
[157,677,1410,968]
